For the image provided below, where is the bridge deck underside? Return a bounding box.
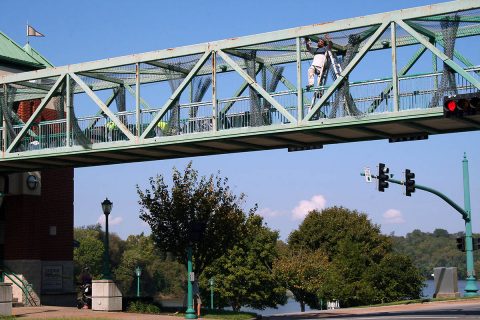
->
[2,110,479,173]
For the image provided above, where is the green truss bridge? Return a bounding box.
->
[0,0,479,172]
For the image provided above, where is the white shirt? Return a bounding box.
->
[309,46,327,67]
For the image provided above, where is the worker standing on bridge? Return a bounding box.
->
[305,35,331,91]
[156,120,169,137]
[106,120,117,141]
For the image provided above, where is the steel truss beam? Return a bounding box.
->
[217,50,296,124]
[6,75,66,153]
[368,46,428,113]
[140,51,212,139]
[396,19,480,91]
[305,22,390,121]
[69,73,136,141]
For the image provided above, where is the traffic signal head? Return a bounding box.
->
[378,163,389,192]
[405,169,415,197]
[474,238,480,251]
[443,92,480,117]
[456,236,465,252]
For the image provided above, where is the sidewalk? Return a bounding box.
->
[13,306,179,319]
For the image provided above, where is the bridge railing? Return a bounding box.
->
[304,65,480,117]
[3,66,479,153]
[217,91,297,129]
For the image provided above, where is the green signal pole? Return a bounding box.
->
[463,153,478,296]
[362,157,479,297]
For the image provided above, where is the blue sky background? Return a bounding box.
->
[2,0,479,240]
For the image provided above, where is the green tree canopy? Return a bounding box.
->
[287,207,423,307]
[137,162,251,276]
[201,215,287,312]
[364,253,424,303]
[392,229,475,278]
[74,224,125,281]
[74,229,104,279]
[114,233,185,297]
[273,249,330,312]
[288,206,391,263]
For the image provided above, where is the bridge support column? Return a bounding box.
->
[0,283,12,315]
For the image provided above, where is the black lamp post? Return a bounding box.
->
[101,198,113,280]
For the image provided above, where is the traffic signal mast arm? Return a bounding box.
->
[361,173,469,221]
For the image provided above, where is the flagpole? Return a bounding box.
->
[26,21,29,44]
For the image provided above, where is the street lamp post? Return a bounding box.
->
[101,198,113,280]
[135,266,142,297]
[185,244,196,319]
[209,277,214,310]
[462,153,478,296]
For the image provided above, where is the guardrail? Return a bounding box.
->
[2,66,479,153]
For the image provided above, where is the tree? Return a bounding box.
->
[364,253,424,303]
[392,229,476,278]
[273,249,330,312]
[74,232,104,279]
[201,215,287,312]
[74,225,125,280]
[287,207,423,307]
[137,162,250,276]
[114,233,185,297]
[288,207,391,263]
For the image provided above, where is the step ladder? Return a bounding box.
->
[317,48,342,90]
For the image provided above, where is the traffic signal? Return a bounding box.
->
[443,92,480,117]
[405,169,415,197]
[474,238,480,251]
[456,236,465,252]
[378,163,389,192]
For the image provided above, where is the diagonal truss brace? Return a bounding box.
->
[368,45,428,113]
[396,19,480,91]
[6,74,66,153]
[217,50,296,124]
[304,22,390,121]
[406,21,480,74]
[85,87,120,132]
[264,64,296,91]
[140,50,212,139]
[82,71,153,110]
[69,73,136,141]
[220,67,263,115]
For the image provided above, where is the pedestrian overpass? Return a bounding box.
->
[0,0,479,173]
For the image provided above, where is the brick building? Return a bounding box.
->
[0,31,75,306]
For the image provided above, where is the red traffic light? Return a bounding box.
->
[446,100,457,112]
[444,92,479,117]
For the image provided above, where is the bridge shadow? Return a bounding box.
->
[13,308,58,317]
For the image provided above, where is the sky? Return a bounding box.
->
[2,0,479,240]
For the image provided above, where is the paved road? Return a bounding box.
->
[264,299,480,319]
